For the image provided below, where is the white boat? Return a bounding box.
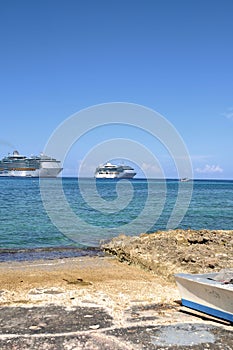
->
[94,162,136,179]
[180,177,190,182]
[175,270,233,322]
[0,150,62,178]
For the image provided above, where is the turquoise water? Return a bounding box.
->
[0,177,233,260]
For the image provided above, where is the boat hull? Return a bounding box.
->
[175,273,233,322]
[0,168,62,178]
[95,172,135,179]
[117,172,136,179]
[95,173,119,179]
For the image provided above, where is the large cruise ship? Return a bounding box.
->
[0,150,62,177]
[94,162,136,179]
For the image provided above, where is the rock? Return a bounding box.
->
[101,229,233,280]
[205,258,219,269]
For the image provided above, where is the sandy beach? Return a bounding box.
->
[0,255,179,311]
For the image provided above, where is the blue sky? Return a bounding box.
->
[1,0,233,178]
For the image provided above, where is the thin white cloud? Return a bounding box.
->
[190,154,213,161]
[195,164,223,174]
[222,107,233,120]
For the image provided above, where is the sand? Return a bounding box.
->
[0,255,179,311]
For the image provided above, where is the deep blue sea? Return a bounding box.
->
[0,177,232,261]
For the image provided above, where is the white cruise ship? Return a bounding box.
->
[94,162,136,179]
[0,150,62,177]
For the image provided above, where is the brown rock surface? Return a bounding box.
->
[102,229,233,281]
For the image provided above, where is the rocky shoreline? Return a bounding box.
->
[102,229,233,281]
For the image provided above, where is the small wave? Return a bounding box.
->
[0,246,103,262]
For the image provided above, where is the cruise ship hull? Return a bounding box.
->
[0,168,62,178]
[95,172,136,179]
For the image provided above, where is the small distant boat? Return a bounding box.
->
[180,177,190,182]
[0,150,62,178]
[175,271,233,322]
[94,162,136,179]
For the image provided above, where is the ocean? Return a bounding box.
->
[0,177,232,261]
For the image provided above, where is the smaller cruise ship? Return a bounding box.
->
[0,150,62,177]
[94,162,136,179]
